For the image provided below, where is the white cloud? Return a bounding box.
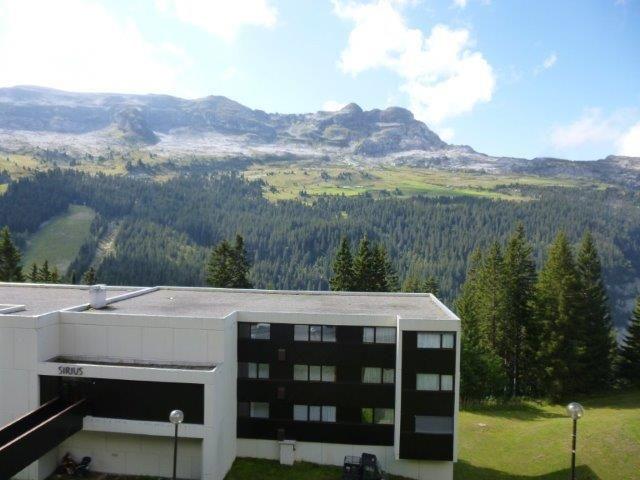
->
[453,0,468,8]
[333,0,495,127]
[158,0,277,41]
[534,51,557,74]
[0,0,187,95]
[617,122,640,156]
[322,100,348,111]
[550,108,640,156]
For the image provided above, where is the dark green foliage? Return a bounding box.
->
[533,232,582,399]
[502,224,537,396]
[83,267,97,285]
[330,237,355,291]
[28,263,38,282]
[0,226,24,281]
[576,231,616,391]
[618,298,640,386]
[206,235,253,288]
[353,236,376,291]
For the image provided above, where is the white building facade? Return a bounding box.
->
[0,283,460,480]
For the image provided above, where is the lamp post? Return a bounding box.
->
[169,409,184,480]
[566,402,584,480]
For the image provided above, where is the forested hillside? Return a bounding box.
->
[1,169,639,327]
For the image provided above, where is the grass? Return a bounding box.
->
[47,390,639,480]
[23,204,96,274]
[244,163,592,202]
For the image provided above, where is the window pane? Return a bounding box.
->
[382,368,395,384]
[251,323,270,340]
[293,405,308,421]
[323,325,337,342]
[417,333,441,349]
[362,367,381,383]
[238,402,250,417]
[294,324,309,341]
[258,363,270,379]
[322,406,336,422]
[361,408,373,424]
[248,362,257,379]
[415,416,453,434]
[310,325,322,341]
[376,327,396,344]
[309,365,321,381]
[363,327,375,343]
[322,365,336,382]
[309,406,321,421]
[293,364,308,381]
[442,333,455,349]
[417,373,440,391]
[441,374,453,391]
[374,408,394,425]
[250,402,269,419]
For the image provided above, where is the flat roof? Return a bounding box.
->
[0,283,142,316]
[0,283,458,320]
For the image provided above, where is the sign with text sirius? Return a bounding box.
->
[57,365,84,376]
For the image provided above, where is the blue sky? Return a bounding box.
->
[0,0,638,159]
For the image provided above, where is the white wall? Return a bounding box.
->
[236,439,454,480]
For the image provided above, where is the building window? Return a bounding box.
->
[239,362,269,379]
[293,364,336,382]
[416,373,454,391]
[294,405,336,423]
[417,332,455,349]
[362,367,395,384]
[294,325,337,342]
[361,408,394,425]
[238,402,269,419]
[363,327,396,344]
[415,415,453,434]
[250,323,270,340]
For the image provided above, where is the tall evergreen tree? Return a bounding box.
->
[39,260,51,283]
[83,266,97,285]
[0,226,24,282]
[231,234,253,289]
[330,237,355,291]
[353,236,376,292]
[372,245,390,292]
[28,263,39,282]
[618,297,640,386]
[503,224,537,396]
[533,232,582,399]
[476,242,508,355]
[206,240,234,287]
[402,275,423,293]
[423,276,440,296]
[576,231,616,391]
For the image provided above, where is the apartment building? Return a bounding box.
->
[0,282,460,480]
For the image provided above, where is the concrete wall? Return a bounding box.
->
[236,439,454,480]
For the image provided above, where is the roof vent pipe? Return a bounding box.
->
[89,284,107,309]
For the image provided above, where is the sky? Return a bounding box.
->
[0,0,638,159]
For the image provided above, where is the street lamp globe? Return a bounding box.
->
[566,402,584,421]
[170,409,184,424]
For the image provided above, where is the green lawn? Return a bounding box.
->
[47,390,639,480]
[23,204,96,275]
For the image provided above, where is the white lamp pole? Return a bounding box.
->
[169,409,185,480]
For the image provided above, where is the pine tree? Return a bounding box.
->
[231,234,253,288]
[423,276,439,296]
[0,226,24,282]
[402,276,423,293]
[503,224,537,396]
[39,260,51,283]
[353,236,376,292]
[28,263,39,282]
[371,245,390,292]
[533,232,582,399]
[576,231,616,392]
[456,249,508,398]
[83,267,97,285]
[206,240,234,287]
[50,267,60,284]
[330,237,355,291]
[618,297,640,386]
[476,242,508,355]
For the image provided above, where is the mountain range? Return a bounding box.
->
[0,86,638,186]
